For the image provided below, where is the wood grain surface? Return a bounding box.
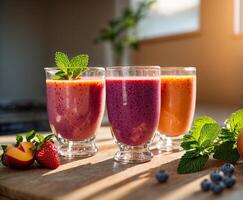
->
[0,127,242,200]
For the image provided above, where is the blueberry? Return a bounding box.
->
[155,170,169,183]
[221,163,235,176]
[223,175,236,188]
[210,171,223,183]
[211,182,225,194]
[201,179,212,191]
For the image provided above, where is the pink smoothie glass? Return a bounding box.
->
[45,67,105,158]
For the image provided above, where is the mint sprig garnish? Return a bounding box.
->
[53,51,89,80]
[178,109,243,174]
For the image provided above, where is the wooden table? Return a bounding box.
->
[0,127,242,200]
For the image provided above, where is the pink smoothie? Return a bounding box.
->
[46,79,105,141]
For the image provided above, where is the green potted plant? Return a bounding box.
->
[95,0,156,65]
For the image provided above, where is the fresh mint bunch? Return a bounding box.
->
[178,117,220,174]
[178,109,243,174]
[52,51,89,80]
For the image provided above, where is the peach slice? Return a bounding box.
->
[3,145,34,169]
[18,142,34,153]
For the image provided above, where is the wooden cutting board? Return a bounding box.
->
[0,127,242,200]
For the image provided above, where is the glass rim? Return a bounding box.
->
[106,66,160,70]
[160,66,196,71]
[44,67,105,71]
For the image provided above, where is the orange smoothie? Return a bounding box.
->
[158,75,196,137]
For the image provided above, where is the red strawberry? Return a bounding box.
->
[34,135,60,169]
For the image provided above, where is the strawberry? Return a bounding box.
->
[34,134,60,169]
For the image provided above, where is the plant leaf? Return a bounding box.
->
[213,141,240,162]
[44,134,53,142]
[182,149,201,159]
[181,134,197,150]
[199,123,221,146]
[53,52,89,80]
[55,52,70,74]
[225,109,243,133]
[52,71,67,80]
[177,154,209,174]
[218,128,236,142]
[37,134,45,143]
[26,130,36,142]
[190,116,217,141]
[71,55,89,68]
[71,55,89,78]
[16,135,23,146]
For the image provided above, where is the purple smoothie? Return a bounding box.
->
[106,78,161,146]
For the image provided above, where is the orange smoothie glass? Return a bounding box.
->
[158,67,196,151]
[45,67,105,158]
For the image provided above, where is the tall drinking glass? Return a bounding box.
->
[158,67,196,151]
[106,66,161,163]
[45,67,105,158]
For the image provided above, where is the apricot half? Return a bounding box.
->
[3,143,34,169]
[237,131,243,157]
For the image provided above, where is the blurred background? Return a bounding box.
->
[0,0,242,134]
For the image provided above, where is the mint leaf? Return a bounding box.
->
[181,117,219,151]
[219,128,235,141]
[16,135,23,146]
[178,109,243,174]
[181,134,197,150]
[71,55,89,68]
[179,117,220,174]
[225,109,243,133]
[55,52,70,74]
[182,149,201,158]
[213,141,240,162]
[26,130,36,142]
[177,154,209,174]
[52,71,67,80]
[71,55,89,79]
[190,116,217,141]
[53,52,89,80]
[199,123,221,146]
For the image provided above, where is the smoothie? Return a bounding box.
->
[46,79,105,141]
[158,75,196,137]
[106,78,160,146]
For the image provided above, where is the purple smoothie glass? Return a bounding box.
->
[106,66,161,163]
